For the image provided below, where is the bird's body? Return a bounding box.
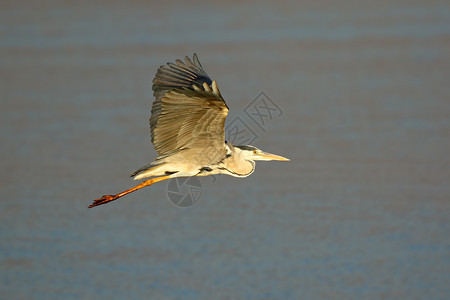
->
[131,142,256,180]
[89,54,288,208]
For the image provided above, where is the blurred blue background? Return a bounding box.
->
[1,0,449,298]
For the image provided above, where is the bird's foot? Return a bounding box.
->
[89,194,117,208]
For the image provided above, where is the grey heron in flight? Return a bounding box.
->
[89,54,289,208]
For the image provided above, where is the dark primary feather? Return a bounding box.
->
[152,54,212,99]
[149,54,229,164]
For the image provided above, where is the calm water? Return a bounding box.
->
[1,1,449,299]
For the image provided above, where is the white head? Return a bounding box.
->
[234,145,290,162]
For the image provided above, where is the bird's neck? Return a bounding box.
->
[222,155,255,178]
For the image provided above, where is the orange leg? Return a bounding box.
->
[89,175,172,208]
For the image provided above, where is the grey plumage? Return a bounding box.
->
[89,54,288,208]
[151,55,227,152]
[130,54,288,180]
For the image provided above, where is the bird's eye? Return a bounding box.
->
[253,150,257,155]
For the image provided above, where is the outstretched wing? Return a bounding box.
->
[150,54,229,165]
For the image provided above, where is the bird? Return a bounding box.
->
[89,54,289,208]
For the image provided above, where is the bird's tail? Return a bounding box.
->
[130,162,167,180]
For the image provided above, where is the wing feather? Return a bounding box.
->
[150,54,228,165]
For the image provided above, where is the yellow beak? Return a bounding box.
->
[260,152,290,161]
